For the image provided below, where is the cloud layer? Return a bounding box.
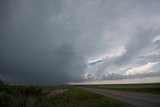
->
[0,0,160,84]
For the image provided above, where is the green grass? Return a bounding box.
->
[1,79,159,107]
[81,83,160,94]
[64,87,126,107]
[0,80,127,107]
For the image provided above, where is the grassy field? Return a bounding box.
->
[0,80,126,107]
[80,83,160,94]
[1,78,159,107]
[63,87,126,107]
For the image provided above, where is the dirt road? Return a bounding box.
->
[83,88,160,107]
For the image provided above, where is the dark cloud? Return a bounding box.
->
[0,0,85,85]
[0,0,160,84]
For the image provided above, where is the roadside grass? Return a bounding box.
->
[82,83,160,94]
[64,87,126,107]
[0,80,127,107]
[1,79,159,107]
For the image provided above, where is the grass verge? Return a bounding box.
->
[63,87,127,107]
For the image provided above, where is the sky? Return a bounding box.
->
[0,0,160,85]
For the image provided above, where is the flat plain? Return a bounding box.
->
[1,80,160,107]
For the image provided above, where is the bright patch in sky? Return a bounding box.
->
[125,62,159,75]
[152,35,160,42]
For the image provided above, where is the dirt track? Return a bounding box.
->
[83,88,160,107]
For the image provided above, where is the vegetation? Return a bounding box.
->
[62,87,126,107]
[81,83,160,94]
[2,79,159,107]
[0,80,126,107]
[0,80,45,107]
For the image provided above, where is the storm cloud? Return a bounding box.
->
[0,0,160,84]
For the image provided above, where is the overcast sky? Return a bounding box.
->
[0,0,160,85]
